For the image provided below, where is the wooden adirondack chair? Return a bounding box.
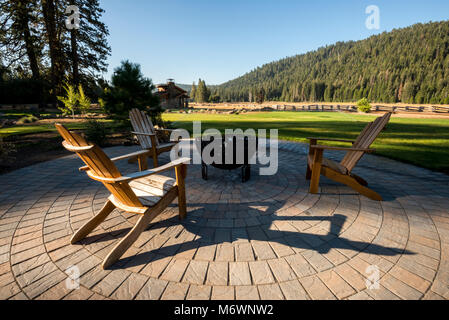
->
[129,108,178,168]
[55,124,190,269]
[306,112,392,201]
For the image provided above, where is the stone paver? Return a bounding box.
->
[0,142,448,300]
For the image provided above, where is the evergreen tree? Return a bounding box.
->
[190,81,196,102]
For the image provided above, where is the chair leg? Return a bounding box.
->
[71,200,115,244]
[306,140,316,180]
[323,168,383,201]
[152,152,159,168]
[176,164,187,220]
[309,149,323,194]
[102,210,154,269]
[137,154,148,171]
[102,188,179,269]
[351,173,368,186]
[306,163,312,180]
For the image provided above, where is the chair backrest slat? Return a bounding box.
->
[340,113,391,172]
[55,124,143,208]
[130,108,159,149]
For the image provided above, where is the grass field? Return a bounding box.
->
[163,112,449,172]
[0,119,119,136]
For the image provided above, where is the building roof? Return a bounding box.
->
[156,82,188,94]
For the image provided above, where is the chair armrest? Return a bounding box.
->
[79,150,151,172]
[131,131,156,137]
[307,137,355,144]
[310,145,376,153]
[86,157,191,183]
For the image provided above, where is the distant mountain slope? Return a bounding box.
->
[216,20,449,104]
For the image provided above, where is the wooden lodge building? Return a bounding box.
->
[156,79,190,109]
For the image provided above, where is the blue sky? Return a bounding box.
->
[99,0,449,85]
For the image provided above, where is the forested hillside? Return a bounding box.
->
[216,21,449,104]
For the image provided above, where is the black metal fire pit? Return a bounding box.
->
[196,135,258,183]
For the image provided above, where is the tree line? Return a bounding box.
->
[216,20,449,104]
[0,0,110,104]
[190,79,220,103]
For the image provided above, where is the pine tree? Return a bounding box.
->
[68,0,110,86]
[190,82,196,102]
[0,0,43,79]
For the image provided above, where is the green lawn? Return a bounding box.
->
[163,112,449,172]
[0,119,119,136]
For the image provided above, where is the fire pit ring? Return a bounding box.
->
[196,135,258,183]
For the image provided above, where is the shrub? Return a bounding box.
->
[78,85,92,114]
[16,115,39,125]
[357,98,372,113]
[0,137,15,163]
[85,120,107,147]
[101,60,161,122]
[57,82,79,118]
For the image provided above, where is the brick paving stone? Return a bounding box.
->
[235,242,255,262]
[301,251,334,272]
[212,286,234,300]
[347,291,374,300]
[186,285,211,300]
[334,263,368,291]
[16,261,58,288]
[206,261,228,286]
[267,258,297,282]
[160,259,190,282]
[388,265,431,293]
[422,291,445,300]
[110,273,148,300]
[215,243,234,262]
[140,255,172,278]
[22,270,66,299]
[299,275,336,300]
[318,270,356,299]
[235,285,259,300]
[284,254,316,277]
[35,281,73,300]
[161,282,189,300]
[63,286,94,300]
[0,281,22,300]
[9,292,29,300]
[135,278,168,300]
[195,243,217,261]
[258,283,284,300]
[251,240,277,260]
[229,262,251,286]
[279,280,309,300]
[365,284,400,300]
[92,270,131,297]
[183,260,209,285]
[249,261,275,285]
[381,274,423,300]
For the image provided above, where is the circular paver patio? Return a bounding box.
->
[0,141,448,300]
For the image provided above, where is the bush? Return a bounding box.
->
[0,137,15,163]
[16,115,39,125]
[357,98,372,113]
[101,60,161,122]
[85,120,107,147]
